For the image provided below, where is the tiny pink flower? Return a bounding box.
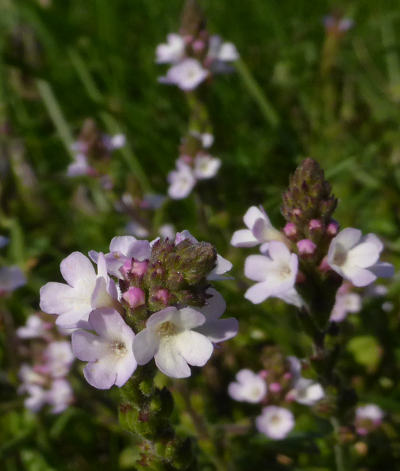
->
[297,239,317,255]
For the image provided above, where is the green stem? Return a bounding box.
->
[331,417,348,471]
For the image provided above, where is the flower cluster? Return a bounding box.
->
[156,31,238,91]
[228,350,324,440]
[67,118,125,189]
[355,404,384,436]
[17,314,74,413]
[168,131,221,199]
[40,232,238,389]
[232,159,394,314]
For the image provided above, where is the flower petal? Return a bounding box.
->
[196,317,238,343]
[174,330,213,367]
[230,229,259,247]
[334,228,362,251]
[173,307,205,329]
[89,308,134,343]
[244,281,270,304]
[244,255,274,282]
[71,330,105,361]
[60,252,96,288]
[201,288,226,320]
[83,356,117,389]
[243,206,269,230]
[109,236,137,255]
[155,338,191,378]
[115,352,137,387]
[133,329,160,365]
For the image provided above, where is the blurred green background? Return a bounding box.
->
[1,0,400,469]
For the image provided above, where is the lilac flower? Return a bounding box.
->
[40,252,117,328]
[159,58,209,91]
[89,236,151,279]
[47,378,74,414]
[256,406,294,440]
[244,241,298,304]
[208,35,239,63]
[193,154,221,180]
[355,404,384,435]
[189,131,214,148]
[42,341,74,378]
[287,356,324,405]
[231,206,283,249]
[103,133,126,151]
[0,265,26,295]
[133,306,214,378]
[330,283,362,322]
[72,307,137,389]
[195,288,238,343]
[126,220,150,239]
[16,314,51,339]
[327,228,394,287]
[67,153,92,177]
[24,384,48,412]
[228,369,267,403]
[156,33,185,64]
[167,161,196,199]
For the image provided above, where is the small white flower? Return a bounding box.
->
[47,379,74,414]
[327,228,394,287]
[109,134,126,150]
[244,241,298,304]
[231,206,283,249]
[72,307,137,389]
[228,369,267,403]
[168,162,196,199]
[256,406,294,440]
[156,33,185,64]
[133,306,214,378]
[208,35,239,63]
[193,154,221,180]
[67,153,91,177]
[159,58,209,91]
[291,378,324,406]
[356,404,384,423]
[159,224,176,240]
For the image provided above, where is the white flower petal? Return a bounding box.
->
[71,330,105,362]
[133,329,160,365]
[230,229,259,247]
[60,252,96,288]
[174,330,213,367]
[155,338,191,378]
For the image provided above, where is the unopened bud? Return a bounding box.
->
[284,222,297,238]
[309,219,323,232]
[269,382,282,393]
[122,287,145,309]
[132,260,149,277]
[297,239,316,255]
[155,288,170,305]
[327,220,339,236]
[120,259,132,279]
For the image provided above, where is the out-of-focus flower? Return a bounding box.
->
[324,15,354,35]
[0,265,26,295]
[159,58,209,91]
[42,341,74,378]
[228,369,267,403]
[168,161,196,199]
[244,241,298,304]
[16,314,51,339]
[193,154,221,180]
[291,378,324,406]
[330,283,362,322]
[72,308,137,389]
[40,252,117,328]
[256,406,294,440]
[0,235,9,248]
[133,306,214,378]
[327,228,394,287]
[355,404,384,435]
[156,33,186,64]
[67,153,92,177]
[159,224,176,240]
[47,378,74,414]
[231,206,283,249]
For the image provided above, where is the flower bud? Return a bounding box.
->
[131,260,149,277]
[297,239,317,256]
[122,287,145,309]
[283,222,297,239]
[326,220,339,237]
[270,382,282,393]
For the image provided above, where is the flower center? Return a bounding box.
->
[158,321,179,337]
[333,244,347,266]
[279,264,291,279]
[110,341,127,357]
[270,414,282,425]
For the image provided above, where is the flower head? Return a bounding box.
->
[256,406,294,440]
[72,307,137,389]
[228,369,267,403]
[327,228,394,287]
[159,58,208,91]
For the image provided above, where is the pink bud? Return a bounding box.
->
[309,219,323,231]
[327,220,339,236]
[297,239,316,255]
[292,208,302,218]
[269,382,282,393]
[192,39,205,52]
[284,222,297,238]
[122,287,145,309]
[155,288,169,305]
[283,372,292,381]
[120,259,133,279]
[131,260,149,277]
